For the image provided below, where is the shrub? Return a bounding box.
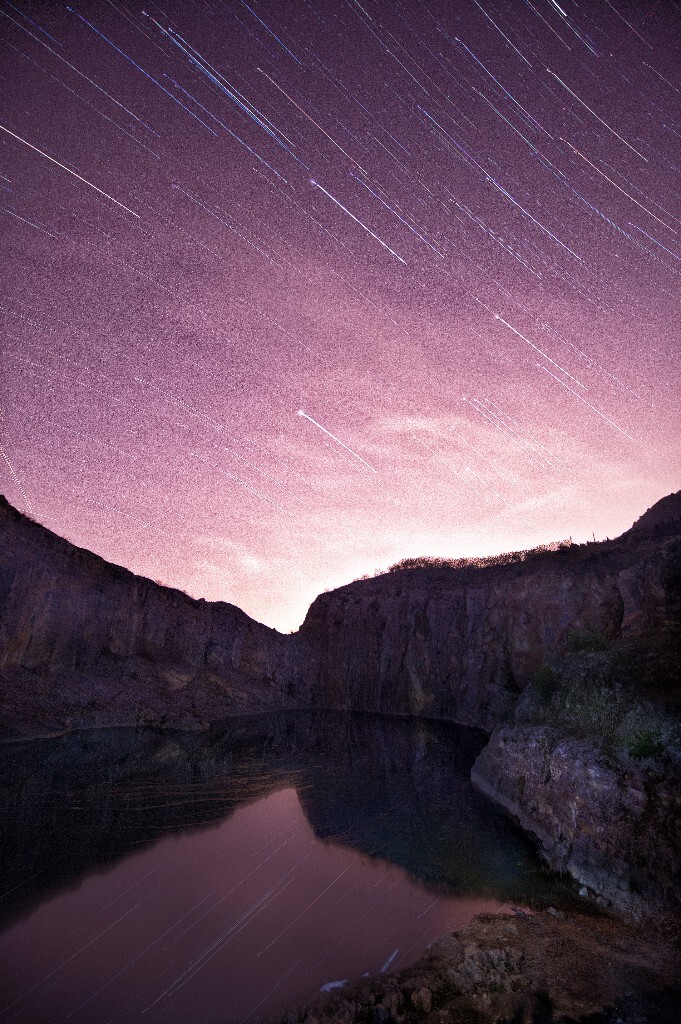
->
[538,672,676,758]
[565,630,610,653]
[532,665,558,703]
[558,683,626,745]
[386,540,573,575]
[627,729,665,761]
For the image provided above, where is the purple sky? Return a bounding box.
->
[1,0,680,631]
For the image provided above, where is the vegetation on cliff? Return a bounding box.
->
[520,639,681,763]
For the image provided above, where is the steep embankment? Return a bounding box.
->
[473,724,681,924]
[1,492,680,736]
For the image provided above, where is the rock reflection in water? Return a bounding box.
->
[0,714,575,1022]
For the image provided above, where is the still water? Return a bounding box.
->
[0,713,575,1023]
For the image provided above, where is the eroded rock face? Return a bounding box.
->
[0,491,679,735]
[472,726,681,924]
[293,493,680,728]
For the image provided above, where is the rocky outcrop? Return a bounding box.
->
[1,492,680,735]
[472,726,681,924]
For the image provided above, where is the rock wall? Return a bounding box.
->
[293,494,680,729]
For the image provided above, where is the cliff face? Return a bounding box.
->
[2,492,680,926]
[299,565,624,728]
[466,492,681,924]
[0,491,679,736]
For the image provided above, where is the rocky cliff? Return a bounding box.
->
[1,491,680,736]
[2,492,680,931]
[297,490,681,728]
[472,725,681,924]
[0,497,310,735]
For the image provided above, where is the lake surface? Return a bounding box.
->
[0,713,576,1023]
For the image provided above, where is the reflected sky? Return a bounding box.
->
[0,785,501,1024]
[0,715,578,1021]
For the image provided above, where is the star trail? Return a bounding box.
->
[1,0,679,631]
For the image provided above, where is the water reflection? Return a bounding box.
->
[0,713,576,1022]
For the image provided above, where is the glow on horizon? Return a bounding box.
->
[1,1,679,633]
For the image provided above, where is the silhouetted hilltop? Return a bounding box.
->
[627,489,681,537]
[304,489,681,601]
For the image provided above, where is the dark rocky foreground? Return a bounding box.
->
[267,910,680,1024]
[1,490,680,1020]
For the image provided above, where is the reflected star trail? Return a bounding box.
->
[1,0,679,630]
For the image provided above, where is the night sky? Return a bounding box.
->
[1,0,679,632]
